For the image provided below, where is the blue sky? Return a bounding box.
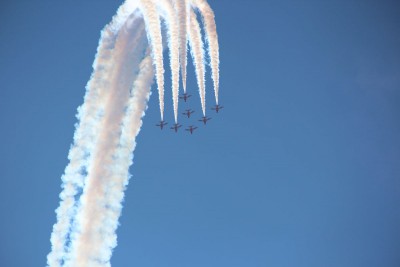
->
[1,1,399,266]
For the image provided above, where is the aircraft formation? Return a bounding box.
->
[156,93,223,134]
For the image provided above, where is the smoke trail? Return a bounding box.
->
[192,0,220,104]
[64,14,148,267]
[48,1,220,266]
[176,0,189,93]
[97,53,153,267]
[187,9,206,115]
[139,0,165,120]
[69,53,153,267]
[158,0,180,123]
[46,3,138,266]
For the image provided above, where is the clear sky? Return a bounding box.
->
[1,1,399,266]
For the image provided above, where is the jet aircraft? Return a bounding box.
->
[170,123,182,133]
[211,104,223,113]
[182,109,195,118]
[198,116,212,125]
[156,120,168,129]
[185,125,198,134]
[179,93,192,102]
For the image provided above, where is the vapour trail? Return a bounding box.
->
[158,0,180,123]
[64,15,148,267]
[96,53,153,267]
[46,3,138,266]
[48,1,220,266]
[192,0,220,104]
[139,0,165,120]
[176,0,189,93]
[188,9,206,115]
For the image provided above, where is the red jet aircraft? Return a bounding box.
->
[198,116,212,125]
[179,93,192,102]
[156,120,168,129]
[170,123,182,133]
[182,109,195,118]
[185,125,198,134]
[211,104,223,113]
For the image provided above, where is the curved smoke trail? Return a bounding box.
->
[65,14,148,267]
[47,3,141,266]
[47,1,219,266]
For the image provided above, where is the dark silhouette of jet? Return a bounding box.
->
[211,104,223,113]
[156,120,168,129]
[182,109,195,118]
[198,116,212,125]
[179,93,192,102]
[170,123,182,133]
[185,125,198,134]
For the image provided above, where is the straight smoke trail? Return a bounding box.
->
[48,1,219,266]
[188,9,206,115]
[192,0,220,104]
[139,0,165,120]
[176,0,189,93]
[158,0,180,123]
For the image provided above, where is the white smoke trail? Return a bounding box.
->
[64,15,148,267]
[47,3,139,266]
[192,0,220,104]
[157,0,180,123]
[97,53,153,267]
[139,0,165,120]
[176,0,189,93]
[48,1,220,266]
[187,9,206,115]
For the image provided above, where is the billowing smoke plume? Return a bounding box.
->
[47,1,219,266]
